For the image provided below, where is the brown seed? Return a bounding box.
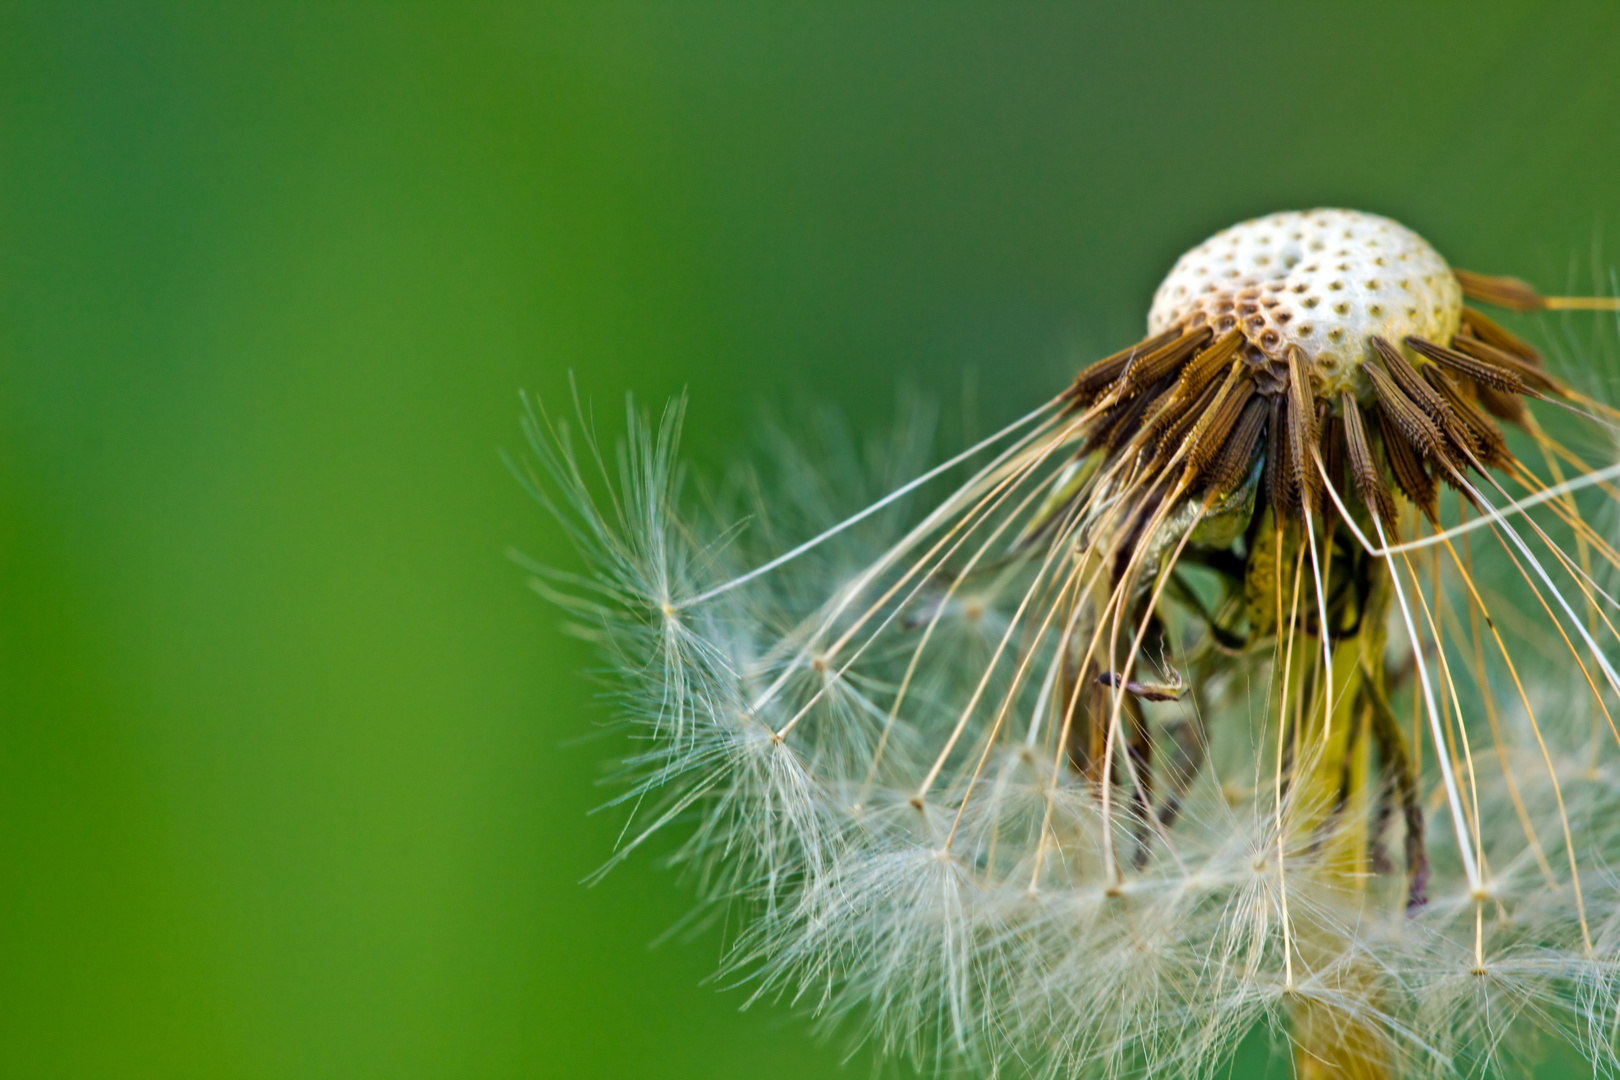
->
[1422,365,1510,469]
[1450,333,1562,396]
[1453,269,1547,313]
[1459,305,1543,365]
[1067,327,1182,405]
[1370,337,1474,454]
[1202,396,1269,497]
[1342,395,1397,527]
[1120,326,1214,398]
[1093,386,1160,453]
[1376,403,1438,518]
[1151,372,1228,467]
[1285,347,1319,513]
[1178,329,1245,400]
[1187,380,1257,480]
[1403,335,1528,395]
[1266,394,1296,517]
[1473,381,1527,424]
[1136,332,1243,454]
[1365,360,1444,459]
[1320,405,1344,493]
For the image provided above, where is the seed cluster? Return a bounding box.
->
[1054,215,1571,932]
[1069,212,1560,536]
[1148,210,1463,400]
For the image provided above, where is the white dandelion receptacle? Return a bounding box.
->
[527,209,1620,1079]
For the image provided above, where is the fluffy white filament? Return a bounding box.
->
[524,381,1620,1079]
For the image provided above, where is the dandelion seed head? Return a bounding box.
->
[528,212,1620,1078]
[1150,209,1463,400]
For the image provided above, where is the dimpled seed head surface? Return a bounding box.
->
[1148,210,1463,400]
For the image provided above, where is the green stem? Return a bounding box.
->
[1285,557,1394,1078]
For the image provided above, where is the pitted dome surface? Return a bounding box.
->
[1148,210,1463,399]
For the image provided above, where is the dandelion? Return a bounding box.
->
[522,209,1620,1078]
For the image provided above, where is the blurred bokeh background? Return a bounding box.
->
[4,3,1620,1076]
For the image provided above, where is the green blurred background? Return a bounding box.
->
[3,3,1620,1076]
